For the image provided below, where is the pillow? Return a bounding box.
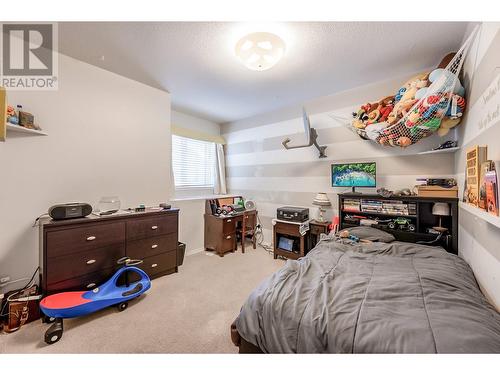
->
[345,226,395,243]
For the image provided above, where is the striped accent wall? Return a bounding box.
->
[222,72,457,245]
[453,23,500,309]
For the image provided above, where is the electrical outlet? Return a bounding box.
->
[0,276,10,284]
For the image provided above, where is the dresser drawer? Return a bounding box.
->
[222,217,236,234]
[126,215,177,240]
[221,233,236,252]
[126,251,176,282]
[46,222,125,258]
[46,244,125,285]
[46,267,117,294]
[127,233,177,259]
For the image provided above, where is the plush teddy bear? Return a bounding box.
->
[397,73,429,103]
[377,96,394,123]
[6,105,19,124]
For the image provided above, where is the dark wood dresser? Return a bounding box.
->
[39,209,179,295]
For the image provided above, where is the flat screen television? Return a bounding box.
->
[331,162,376,192]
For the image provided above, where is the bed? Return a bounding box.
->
[231,229,500,353]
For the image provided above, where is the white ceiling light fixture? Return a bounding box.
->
[235,32,286,71]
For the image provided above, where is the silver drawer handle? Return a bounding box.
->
[226,235,231,240]
[86,283,96,289]
[151,225,158,230]
[151,263,158,268]
[226,219,232,223]
[151,244,158,249]
[86,236,96,241]
[86,259,96,265]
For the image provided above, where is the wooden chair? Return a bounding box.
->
[239,210,257,253]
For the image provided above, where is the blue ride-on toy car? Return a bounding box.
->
[40,257,151,344]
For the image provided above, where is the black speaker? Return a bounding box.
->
[49,203,92,220]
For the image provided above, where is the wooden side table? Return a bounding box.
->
[308,220,331,252]
[273,221,306,260]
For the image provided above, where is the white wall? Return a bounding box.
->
[454,23,500,309]
[170,110,221,255]
[0,54,172,292]
[171,110,220,136]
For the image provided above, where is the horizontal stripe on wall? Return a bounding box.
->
[225,134,455,168]
[222,107,354,146]
[229,174,453,195]
[226,153,454,178]
[225,125,359,155]
[234,189,327,209]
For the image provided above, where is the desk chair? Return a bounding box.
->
[238,211,257,253]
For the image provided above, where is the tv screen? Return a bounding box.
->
[331,162,376,187]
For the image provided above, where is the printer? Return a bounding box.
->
[276,206,309,223]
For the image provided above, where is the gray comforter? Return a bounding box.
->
[236,238,500,353]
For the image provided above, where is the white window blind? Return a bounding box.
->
[172,135,216,189]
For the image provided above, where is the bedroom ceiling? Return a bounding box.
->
[58,22,469,123]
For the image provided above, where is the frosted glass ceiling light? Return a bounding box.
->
[235,32,285,71]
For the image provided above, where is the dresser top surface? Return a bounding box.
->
[40,208,179,229]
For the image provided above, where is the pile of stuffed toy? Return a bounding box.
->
[351,58,466,148]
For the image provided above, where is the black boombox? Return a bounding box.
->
[49,203,92,220]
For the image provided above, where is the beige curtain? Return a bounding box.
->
[214,143,227,195]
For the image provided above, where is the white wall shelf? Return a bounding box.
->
[418,146,459,155]
[459,202,500,228]
[6,123,47,136]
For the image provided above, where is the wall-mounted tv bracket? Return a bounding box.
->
[282,108,327,158]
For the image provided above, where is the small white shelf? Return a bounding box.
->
[459,202,500,228]
[6,123,47,136]
[418,147,459,155]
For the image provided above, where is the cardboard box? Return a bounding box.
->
[417,185,458,198]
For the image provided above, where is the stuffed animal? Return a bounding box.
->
[397,73,429,103]
[365,105,382,125]
[394,87,406,103]
[428,69,465,97]
[6,105,18,124]
[396,136,412,148]
[365,122,387,141]
[378,96,394,122]
[437,114,463,136]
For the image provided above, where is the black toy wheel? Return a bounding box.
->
[408,224,416,232]
[42,315,56,324]
[388,222,395,229]
[44,318,63,345]
[117,302,128,312]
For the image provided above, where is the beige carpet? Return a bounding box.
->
[0,247,283,353]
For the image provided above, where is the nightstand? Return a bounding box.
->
[308,220,331,252]
[273,221,306,260]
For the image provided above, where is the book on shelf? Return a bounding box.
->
[479,161,494,210]
[465,145,488,206]
[485,170,498,216]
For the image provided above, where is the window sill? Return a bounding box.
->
[171,194,234,202]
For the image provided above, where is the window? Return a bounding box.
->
[172,135,216,190]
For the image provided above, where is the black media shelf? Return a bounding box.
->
[338,193,459,254]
